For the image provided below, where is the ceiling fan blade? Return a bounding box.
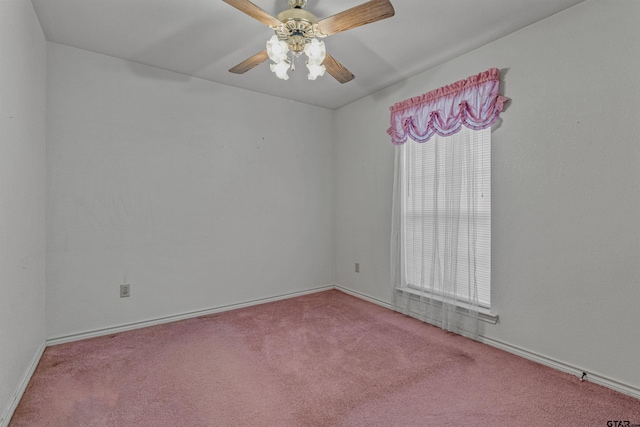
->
[229,50,270,74]
[222,0,281,27]
[324,53,355,84]
[317,0,395,36]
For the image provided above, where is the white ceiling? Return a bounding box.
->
[32,0,586,109]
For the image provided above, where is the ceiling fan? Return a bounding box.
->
[222,0,395,83]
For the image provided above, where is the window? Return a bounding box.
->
[401,126,491,308]
[389,68,505,334]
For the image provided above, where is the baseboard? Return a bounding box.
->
[0,341,46,427]
[480,336,640,400]
[335,284,640,400]
[47,285,334,346]
[333,285,394,310]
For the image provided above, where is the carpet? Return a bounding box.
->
[10,290,640,426]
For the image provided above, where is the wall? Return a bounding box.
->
[0,0,47,424]
[46,43,334,339]
[334,0,640,393]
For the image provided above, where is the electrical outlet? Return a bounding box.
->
[120,284,130,298]
[355,263,360,273]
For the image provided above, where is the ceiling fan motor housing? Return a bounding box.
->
[275,8,324,55]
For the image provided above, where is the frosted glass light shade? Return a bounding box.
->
[270,61,291,80]
[306,62,326,80]
[304,39,326,64]
[267,35,289,63]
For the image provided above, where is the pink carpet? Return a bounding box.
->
[10,290,640,426]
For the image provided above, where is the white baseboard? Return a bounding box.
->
[333,285,394,310]
[480,336,640,400]
[1,341,46,427]
[335,284,640,400]
[47,285,334,346]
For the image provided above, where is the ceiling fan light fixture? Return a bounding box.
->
[267,34,326,81]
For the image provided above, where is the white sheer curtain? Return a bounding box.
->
[388,68,506,338]
[391,127,489,338]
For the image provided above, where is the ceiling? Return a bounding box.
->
[31,0,586,110]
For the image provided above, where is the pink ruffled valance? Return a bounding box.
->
[388,68,508,145]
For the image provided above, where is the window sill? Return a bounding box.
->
[395,287,499,324]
